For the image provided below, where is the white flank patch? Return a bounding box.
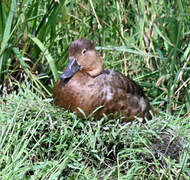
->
[106,87,113,101]
[139,97,147,112]
[101,85,113,101]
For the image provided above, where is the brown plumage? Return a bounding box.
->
[53,38,154,121]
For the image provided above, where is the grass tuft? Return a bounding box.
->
[0,82,190,179]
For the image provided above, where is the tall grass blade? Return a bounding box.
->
[29,35,58,82]
[12,47,51,97]
[0,0,17,77]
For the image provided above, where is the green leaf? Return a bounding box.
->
[0,0,17,77]
[29,35,58,81]
[12,47,51,97]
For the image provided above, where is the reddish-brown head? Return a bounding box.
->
[68,38,103,77]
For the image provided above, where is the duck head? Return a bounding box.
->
[60,38,103,80]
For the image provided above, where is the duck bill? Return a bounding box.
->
[60,58,80,80]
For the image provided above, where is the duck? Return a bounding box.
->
[53,38,153,122]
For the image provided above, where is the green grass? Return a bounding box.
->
[0,82,190,179]
[0,0,190,179]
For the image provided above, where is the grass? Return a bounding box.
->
[0,0,190,179]
[0,82,190,179]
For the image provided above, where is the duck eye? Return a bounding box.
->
[81,49,87,55]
